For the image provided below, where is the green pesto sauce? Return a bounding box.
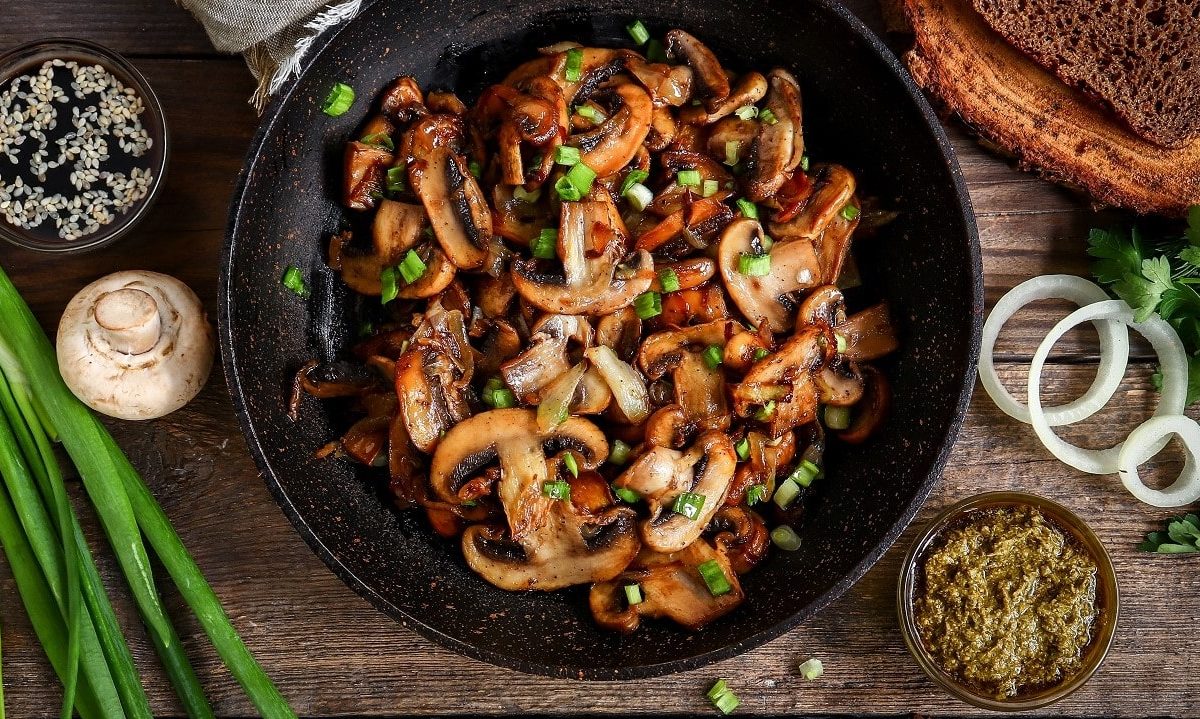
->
[913,505,1099,698]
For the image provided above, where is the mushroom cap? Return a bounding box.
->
[56,271,214,421]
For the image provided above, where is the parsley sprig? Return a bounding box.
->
[1138,513,1200,553]
[1087,206,1200,403]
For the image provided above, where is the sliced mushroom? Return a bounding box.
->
[708,506,769,574]
[338,241,455,299]
[768,164,856,241]
[717,218,822,332]
[343,141,393,210]
[476,319,522,378]
[426,90,468,116]
[512,195,655,315]
[637,319,740,427]
[393,306,474,452]
[838,365,891,444]
[571,82,653,177]
[373,199,427,262]
[406,116,493,269]
[665,30,730,107]
[744,69,804,201]
[644,103,677,151]
[679,72,768,125]
[839,303,899,361]
[596,306,642,361]
[614,430,737,553]
[706,116,760,164]
[659,282,732,327]
[589,538,744,632]
[732,324,834,437]
[796,285,847,328]
[500,314,592,403]
[379,76,427,121]
[815,359,865,407]
[625,57,694,107]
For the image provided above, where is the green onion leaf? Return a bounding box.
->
[760,234,774,253]
[672,492,706,520]
[753,348,769,361]
[676,169,702,188]
[554,175,583,201]
[322,82,355,116]
[575,104,606,123]
[738,252,771,277]
[799,658,824,680]
[620,169,650,196]
[773,478,801,509]
[702,345,724,370]
[386,166,407,194]
[702,179,719,198]
[624,583,644,605]
[554,145,581,166]
[281,266,309,298]
[613,484,641,503]
[734,105,758,121]
[724,140,740,166]
[380,267,399,305]
[361,132,394,150]
[790,459,821,488]
[626,20,651,45]
[513,185,541,203]
[542,480,571,501]
[840,204,860,221]
[697,559,733,596]
[562,452,579,478]
[483,387,517,409]
[735,198,758,219]
[564,48,584,82]
[467,160,483,179]
[753,400,776,421]
[625,183,654,212]
[633,291,662,319]
[771,525,802,551]
[532,228,558,259]
[658,269,681,293]
[707,680,729,701]
[566,162,597,194]
[759,108,778,125]
[734,438,750,461]
[824,405,851,430]
[745,483,768,506]
[801,154,810,171]
[609,440,633,466]
[398,249,426,284]
[835,333,848,354]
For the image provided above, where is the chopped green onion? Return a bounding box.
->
[799,658,824,680]
[734,105,759,120]
[281,266,309,298]
[633,291,662,319]
[566,162,597,194]
[625,183,654,211]
[734,438,750,461]
[542,480,571,501]
[554,175,583,201]
[322,82,355,116]
[613,484,641,503]
[562,452,579,478]
[380,266,399,305]
[531,228,558,259]
[707,680,730,701]
[790,459,821,488]
[771,525,802,551]
[759,108,778,125]
[397,249,426,284]
[575,104,606,123]
[620,169,650,196]
[676,169,702,188]
[626,20,651,45]
[773,478,801,509]
[753,401,776,421]
[659,269,681,293]
[564,48,584,82]
[672,492,706,520]
[840,204,860,221]
[513,185,541,203]
[707,679,740,715]
[461,500,478,508]
[760,234,775,252]
[701,179,719,197]
[483,376,503,393]
[468,160,483,178]
[358,320,375,337]
[483,385,517,409]
[609,440,633,466]
[738,252,771,277]
[824,405,851,430]
[554,145,581,166]
[724,140,740,166]
[800,154,810,171]
[745,484,768,505]
[753,348,770,361]
[386,166,407,194]
[646,39,667,62]
[735,198,758,219]
[697,559,733,596]
[361,132,394,150]
[835,333,847,354]
[624,583,644,605]
[701,345,724,370]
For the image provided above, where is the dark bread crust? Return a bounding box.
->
[901,0,1200,216]
[972,0,1200,148]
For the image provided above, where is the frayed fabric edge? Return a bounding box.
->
[246,0,363,112]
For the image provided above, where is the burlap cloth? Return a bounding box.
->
[176,0,363,111]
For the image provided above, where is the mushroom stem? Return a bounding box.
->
[93,288,162,355]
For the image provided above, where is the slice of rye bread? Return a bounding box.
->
[971,0,1200,148]
[901,0,1200,216]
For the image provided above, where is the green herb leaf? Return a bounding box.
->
[1187,205,1200,247]
[1087,227,1143,284]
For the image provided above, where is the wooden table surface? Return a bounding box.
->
[2,1,1198,717]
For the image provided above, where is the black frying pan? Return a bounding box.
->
[220,0,981,679]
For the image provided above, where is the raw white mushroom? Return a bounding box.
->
[56,271,215,420]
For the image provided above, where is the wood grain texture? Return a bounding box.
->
[2,2,1197,717]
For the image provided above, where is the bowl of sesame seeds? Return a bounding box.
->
[0,38,167,253]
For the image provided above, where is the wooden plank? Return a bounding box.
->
[0,0,217,56]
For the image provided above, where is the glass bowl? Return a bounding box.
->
[0,38,169,253]
[896,491,1119,711]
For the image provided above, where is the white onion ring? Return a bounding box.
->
[1028,300,1187,474]
[1116,415,1200,507]
[980,275,1129,426]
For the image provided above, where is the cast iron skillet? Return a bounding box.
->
[220,0,982,679]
